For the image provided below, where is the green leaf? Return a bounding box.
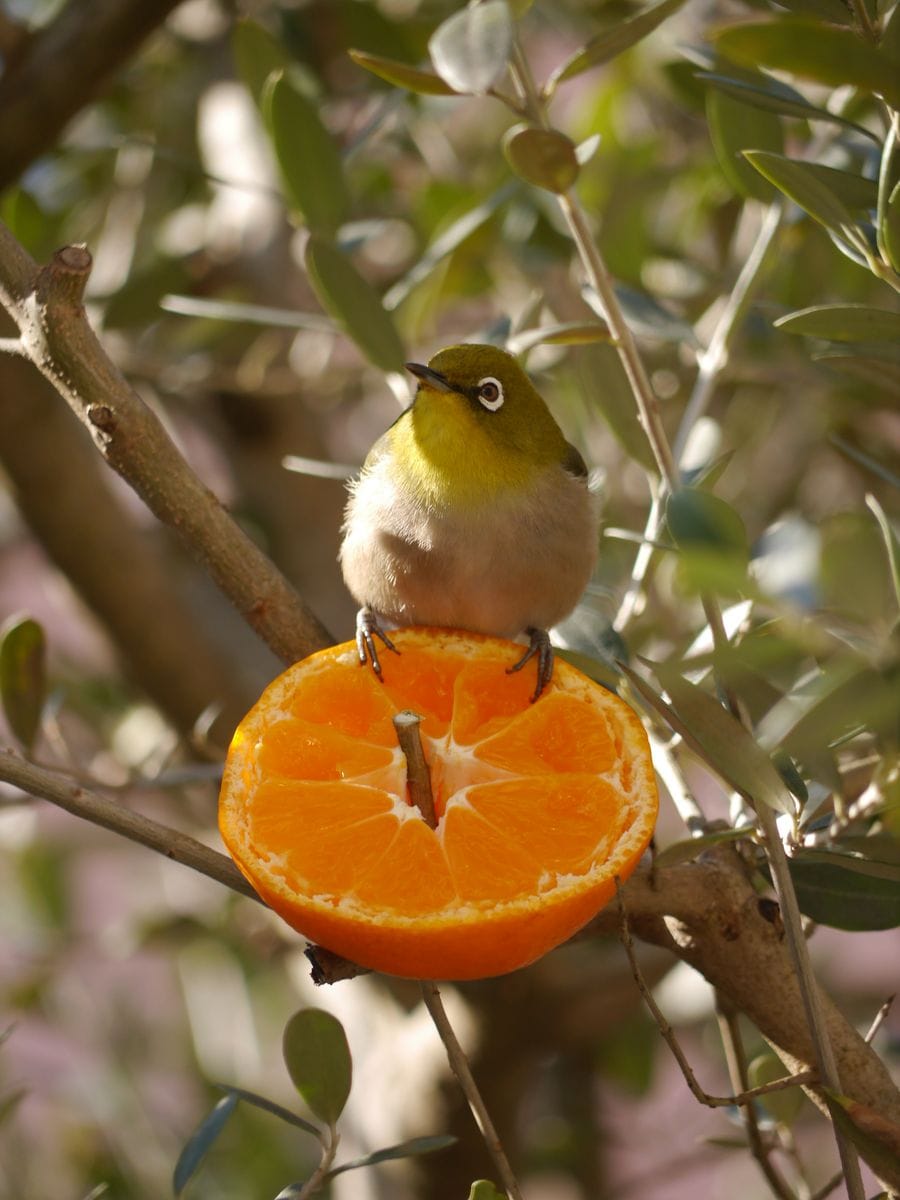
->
[706,83,784,201]
[283,1009,352,1127]
[623,663,796,815]
[606,283,698,345]
[0,616,46,752]
[883,180,900,272]
[788,163,879,214]
[699,72,880,145]
[503,126,580,194]
[867,495,900,614]
[348,49,458,96]
[326,1135,457,1179]
[574,344,656,472]
[428,1,513,95]
[715,18,900,108]
[666,488,750,591]
[468,1183,507,1200]
[544,0,689,96]
[882,1,900,68]
[813,347,900,395]
[232,19,291,106]
[216,1085,320,1137]
[304,235,406,372]
[783,853,900,930]
[654,825,755,868]
[173,1094,238,1196]
[747,1054,805,1126]
[266,73,350,235]
[506,320,611,355]
[743,150,868,252]
[775,305,900,343]
[384,183,516,311]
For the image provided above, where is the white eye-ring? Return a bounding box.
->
[476,376,504,411]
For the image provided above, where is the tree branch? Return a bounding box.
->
[0,355,260,740]
[0,228,334,666]
[0,0,184,192]
[3,744,897,1191]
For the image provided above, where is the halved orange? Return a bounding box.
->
[219,628,657,980]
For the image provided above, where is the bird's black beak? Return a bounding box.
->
[405,362,455,393]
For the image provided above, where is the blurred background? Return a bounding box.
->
[1,0,897,1196]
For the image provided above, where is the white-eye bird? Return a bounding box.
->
[339,343,599,699]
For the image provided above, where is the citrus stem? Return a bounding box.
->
[392,710,437,829]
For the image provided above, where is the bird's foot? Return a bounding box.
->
[355,607,400,679]
[507,627,554,702]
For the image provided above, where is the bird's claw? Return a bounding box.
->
[507,626,554,702]
[355,607,400,679]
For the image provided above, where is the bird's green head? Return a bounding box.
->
[397,344,570,504]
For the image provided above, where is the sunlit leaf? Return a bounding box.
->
[544,0,689,96]
[428,1,513,95]
[173,1094,238,1196]
[384,184,516,310]
[715,18,900,108]
[326,1135,457,1179]
[161,294,334,332]
[304,236,406,371]
[503,125,580,194]
[782,853,900,930]
[706,83,784,200]
[775,305,900,343]
[0,616,46,752]
[654,826,755,868]
[621,663,796,815]
[748,1054,805,1125]
[882,180,900,272]
[866,495,900,614]
[232,19,291,106]
[506,320,611,355]
[743,150,867,251]
[266,72,350,235]
[348,49,458,96]
[283,1009,352,1127]
[468,1183,508,1200]
[699,72,880,145]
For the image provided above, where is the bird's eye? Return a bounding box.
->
[476,376,504,411]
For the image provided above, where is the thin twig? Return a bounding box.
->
[716,994,797,1200]
[0,336,25,355]
[392,711,437,829]
[616,881,816,1110]
[809,1169,845,1200]
[0,749,260,903]
[419,981,524,1200]
[864,996,895,1045]
[297,1125,340,1199]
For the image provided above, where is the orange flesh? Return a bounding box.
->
[219,629,658,979]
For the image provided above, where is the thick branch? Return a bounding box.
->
[0,0,184,192]
[0,355,258,740]
[0,229,333,665]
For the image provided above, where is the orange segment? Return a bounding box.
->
[379,642,465,738]
[466,776,628,876]
[474,692,618,776]
[256,717,394,781]
[451,656,535,744]
[286,657,398,744]
[219,628,658,980]
[441,802,544,901]
[352,817,457,914]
